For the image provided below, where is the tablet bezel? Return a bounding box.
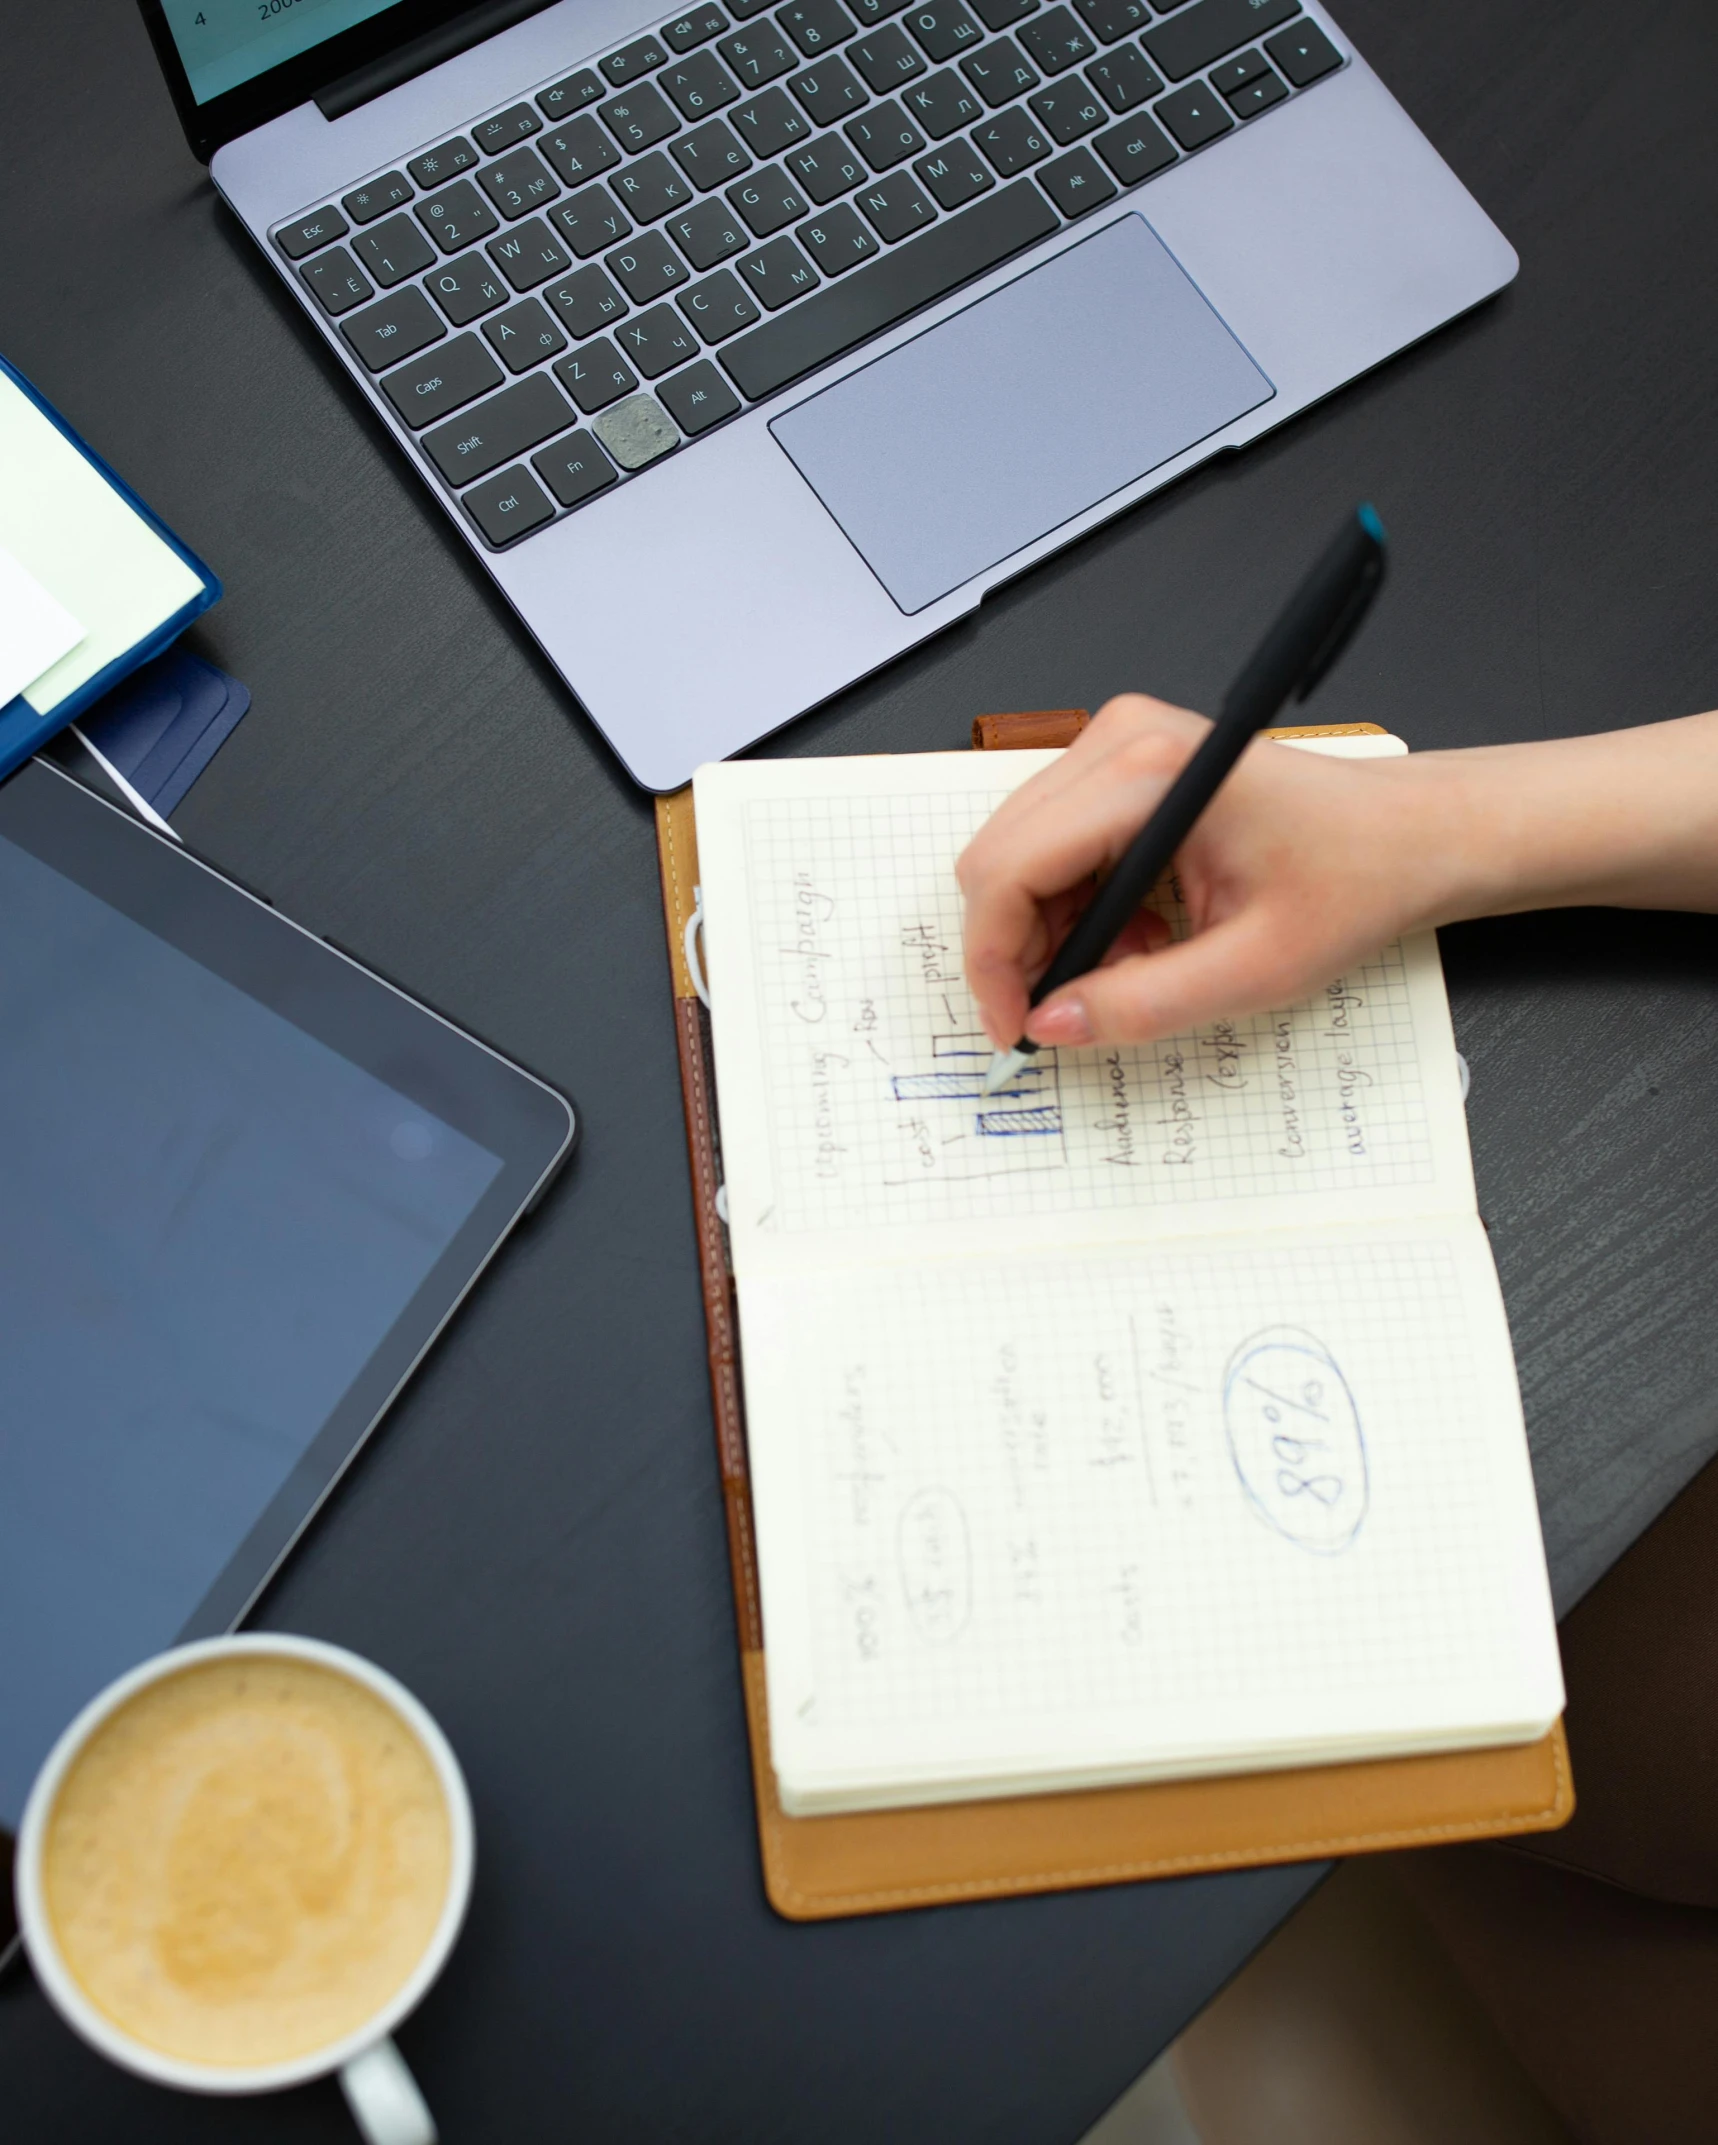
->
[0,757,576,1750]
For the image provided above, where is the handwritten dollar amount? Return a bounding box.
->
[1222,1328,1367,1553]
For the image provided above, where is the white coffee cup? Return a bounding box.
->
[14,1634,475,2145]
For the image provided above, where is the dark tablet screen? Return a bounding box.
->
[0,763,574,1826]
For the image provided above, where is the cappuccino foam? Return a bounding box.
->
[42,1655,452,2069]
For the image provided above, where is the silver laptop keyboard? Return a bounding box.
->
[274,0,1342,549]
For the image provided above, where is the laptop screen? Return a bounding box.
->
[161,0,410,105]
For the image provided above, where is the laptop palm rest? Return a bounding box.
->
[769,214,1274,616]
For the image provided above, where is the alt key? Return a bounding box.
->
[462,464,557,545]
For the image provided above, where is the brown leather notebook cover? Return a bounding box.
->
[656,714,1572,1921]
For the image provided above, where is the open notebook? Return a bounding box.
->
[693,736,1563,1818]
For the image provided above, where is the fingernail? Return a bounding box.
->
[1027,998,1091,1047]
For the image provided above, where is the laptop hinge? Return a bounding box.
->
[316,0,563,121]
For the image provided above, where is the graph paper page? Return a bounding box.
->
[742,1216,1563,1812]
[694,749,1478,1278]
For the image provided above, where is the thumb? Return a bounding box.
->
[1027,913,1297,1049]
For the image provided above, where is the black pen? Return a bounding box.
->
[982,504,1389,1096]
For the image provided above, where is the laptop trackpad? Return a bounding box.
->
[769,214,1274,615]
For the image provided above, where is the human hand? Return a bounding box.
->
[957,693,1471,1052]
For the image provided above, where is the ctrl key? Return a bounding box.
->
[462,465,558,546]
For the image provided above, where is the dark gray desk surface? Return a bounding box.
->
[5,1,1717,2136]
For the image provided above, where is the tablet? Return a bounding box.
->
[0,761,576,1836]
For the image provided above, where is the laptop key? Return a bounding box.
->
[538,70,606,119]
[731,85,813,156]
[352,213,436,286]
[342,285,446,371]
[1226,68,1287,116]
[602,33,670,84]
[736,234,821,308]
[593,394,681,470]
[1143,0,1298,82]
[606,228,692,301]
[382,334,504,426]
[1069,0,1146,43]
[1154,81,1233,149]
[426,253,511,324]
[719,23,798,85]
[668,195,752,266]
[550,184,633,258]
[1085,43,1161,111]
[342,174,412,225]
[1264,21,1341,86]
[962,36,1038,106]
[913,137,994,206]
[728,165,809,236]
[484,297,569,371]
[778,0,859,55]
[1029,79,1105,143]
[846,101,928,170]
[543,264,630,338]
[672,117,753,188]
[417,179,501,252]
[474,103,543,153]
[1092,109,1176,183]
[848,0,911,22]
[540,115,623,185]
[855,170,937,240]
[662,50,742,116]
[612,151,694,221]
[480,148,560,219]
[1036,142,1115,214]
[277,206,348,259]
[600,85,681,153]
[789,58,868,125]
[723,174,1055,397]
[1017,6,1093,72]
[1208,47,1266,92]
[850,23,924,89]
[905,0,983,63]
[970,0,1035,26]
[301,248,374,313]
[487,216,574,290]
[785,136,867,202]
[795,200,881,272]
[974,105,1050,170]
[423,373,574,483]
[728,0,776,19]
[532,431,620,505]
[463,464,557,544]
[656,359,742,433]
[665,3,731,50]
[679,267,763,340]
[903,68,982,136]
[554,338,641,410]
[407,139,478,188]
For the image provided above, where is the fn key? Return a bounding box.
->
[463,464,557,545]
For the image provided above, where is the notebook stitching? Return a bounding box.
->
[760,1732,1570,1913]
[663,799,763,1643]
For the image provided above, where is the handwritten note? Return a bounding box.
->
[735,784,1441,1238]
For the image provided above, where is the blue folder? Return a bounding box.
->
[0,353,220,783]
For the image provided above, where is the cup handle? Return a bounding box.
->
[339,2037,437,2145]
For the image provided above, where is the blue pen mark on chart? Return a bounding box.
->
[977,1106,1063,1136]
[882,1010,1069,1182]
[1222,1327,1367,1553]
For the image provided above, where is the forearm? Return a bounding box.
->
[1410,711,1718,926]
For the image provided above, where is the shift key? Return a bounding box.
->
[1143,0,1301,82]
[422,373,575,484]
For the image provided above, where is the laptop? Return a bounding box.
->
[139,0,1514,789]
